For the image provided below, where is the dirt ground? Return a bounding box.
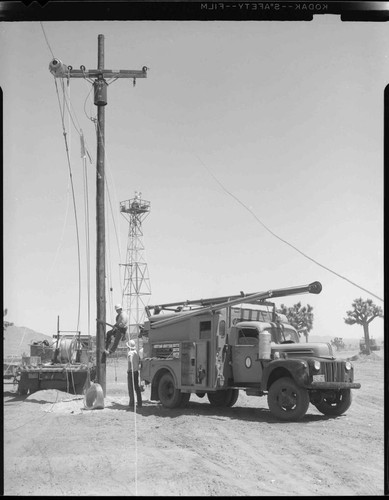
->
[3,349,385,496]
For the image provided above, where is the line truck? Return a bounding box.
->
[139,281,361,421]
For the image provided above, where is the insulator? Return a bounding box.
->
[49,58,69,77]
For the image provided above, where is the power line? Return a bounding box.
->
[39,22,55,59]
[53,77,83,330]
[196,155,383,303]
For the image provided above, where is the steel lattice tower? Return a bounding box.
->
[120,192,151,345]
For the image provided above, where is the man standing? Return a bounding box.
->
[105,304,129,355]
[127,340,142,409]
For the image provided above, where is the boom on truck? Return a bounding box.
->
[139,281,361,421]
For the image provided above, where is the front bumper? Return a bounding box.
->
[307,382,361,390]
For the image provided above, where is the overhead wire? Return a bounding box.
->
[53,63,125,342]
[52,76,82,331]
[44,26,125,326]
[83,80,120,224]
[44,178,71,287]
[41,21,83,332]
[42,22,97,337]
[39,22,55,59]
[93,119,125,298]
[195,155,383,303]
[81,130,92,336]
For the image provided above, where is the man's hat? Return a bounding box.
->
[126,340,136,350]
[115,304,122,311]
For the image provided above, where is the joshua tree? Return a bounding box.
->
[344,298,383,355]
[278,302,314,342]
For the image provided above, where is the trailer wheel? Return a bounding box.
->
[207,389,235,407]
[226,389,239,407]
[314,389,352,416]
[158,372,183,409]
[16,373,28,395]
[267,377,309,421]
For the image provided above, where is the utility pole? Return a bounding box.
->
[49,34,148,395]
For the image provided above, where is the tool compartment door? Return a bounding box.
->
[195,341,208,387]
[181,342,196,386]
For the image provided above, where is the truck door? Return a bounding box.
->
[195,341,208,387]
[231,327,262,384]
[181,342,196,386]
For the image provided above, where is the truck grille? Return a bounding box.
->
[323,361,345,382]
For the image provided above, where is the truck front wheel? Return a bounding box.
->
[158,372,183,409]
[313,389,352,416]
[267,377,309,421]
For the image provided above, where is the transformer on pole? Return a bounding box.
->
[120,192,152,350]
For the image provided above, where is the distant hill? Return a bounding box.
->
[3,325,54,358]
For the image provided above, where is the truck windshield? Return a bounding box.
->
[265,326,299,343]
[279,327,299,343]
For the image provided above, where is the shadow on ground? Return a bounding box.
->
[107,398,335,424]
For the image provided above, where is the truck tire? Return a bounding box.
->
[158,372,183,409]
[179,392,191,408]
[226,389,239,407]
[267,377,309,421]
[314,389,352,416]
[207,389,235,407]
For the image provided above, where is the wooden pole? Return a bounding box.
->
[96,34,107,394]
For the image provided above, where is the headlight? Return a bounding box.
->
[313,360,321,372]
[345,361,352,371]
[273,351,280,359]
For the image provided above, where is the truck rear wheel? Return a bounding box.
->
[158,372,183,409]
[267,377,309,421]
[314,389,352,416]
[226,389,239,407]
[179,392,191,408]
[207,389,235,407]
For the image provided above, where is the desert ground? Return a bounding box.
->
[3,348,385,496]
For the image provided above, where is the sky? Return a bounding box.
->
[2,17,386,341]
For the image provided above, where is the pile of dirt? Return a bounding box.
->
[24,388,130,415]
[25,389,83,414]
[26,389,80,403]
